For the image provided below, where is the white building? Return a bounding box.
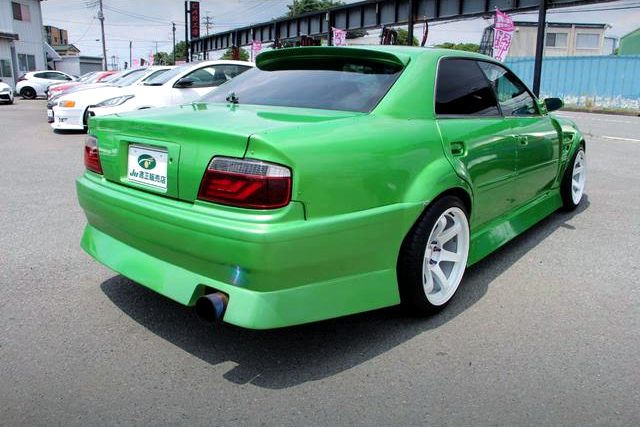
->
[508,21,610,57]
[0,0,47,89]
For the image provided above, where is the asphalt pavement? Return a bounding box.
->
[1,99,639,426]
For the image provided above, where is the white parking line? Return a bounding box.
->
[555,114,636,125]
[597,135,640,143]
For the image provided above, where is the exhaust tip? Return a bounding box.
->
[195,292,229,326]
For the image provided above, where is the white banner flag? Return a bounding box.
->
[493,9,514,62]
[332,27,347,46]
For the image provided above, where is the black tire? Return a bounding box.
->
[560,144,586,211]
[20,87,36,99]
[398,195,470,315]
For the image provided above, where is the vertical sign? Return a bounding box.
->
[251,40,262,62]
[332,27,347,46]
[190,1,200,39]
[493,9,514,62]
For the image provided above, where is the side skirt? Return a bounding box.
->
[467,190,562,266]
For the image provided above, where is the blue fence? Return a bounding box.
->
[505,55,640,110]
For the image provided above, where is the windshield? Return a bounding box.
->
[115,69,150,87]
[78,72,98,82]
[144,64,190,85]
[101,71,124,82]
[140,68,171,83]
[201,59,403,113]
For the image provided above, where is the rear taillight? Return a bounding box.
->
[84,135,103,174]
[198,157,291,209]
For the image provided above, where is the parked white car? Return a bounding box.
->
[87,61,253,119]
[16,70,76,99]
[0,81,14,104]
[51,66,173,130]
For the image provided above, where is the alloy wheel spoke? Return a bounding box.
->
[423,259,434,293]
[439,249,461,263]
[438,221,461,244]
[431,265,449,292]
[432,216,447,239]
[573,165,583,175]
[572,181,580,191]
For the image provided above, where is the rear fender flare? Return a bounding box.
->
[403,156,474,214]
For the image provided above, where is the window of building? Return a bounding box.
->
[576,33,600,49]
[435,58,500,117]
[17,54,36,72]
[0,60,12,78]
[12,2,31,22]
[546,32,568,47]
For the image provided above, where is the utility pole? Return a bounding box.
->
[184,1,189,62]
[202,12,213,35]
[98,0,107,71]
[172,22,176,64]
[129,40,132,69]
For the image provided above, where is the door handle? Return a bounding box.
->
[450,141,465,157]
[517,135,529,145]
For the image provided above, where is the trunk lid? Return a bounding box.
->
[91,102,362,201]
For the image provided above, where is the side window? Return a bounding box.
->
[182,66,224,88]
[34,72,49,79]
[214,65,251,82]
[49,72,69,80]
[478,62,538,116]
[435,58,500,116]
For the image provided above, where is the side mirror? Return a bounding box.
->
[175,77,194,88]
[544,97,563,112]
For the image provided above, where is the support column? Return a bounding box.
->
[532,0,547,97]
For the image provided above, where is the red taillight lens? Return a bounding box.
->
[198,157,291,209]
[84,135,103,174]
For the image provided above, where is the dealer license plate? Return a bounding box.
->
[127,145,168,191]
[47,109,53,120]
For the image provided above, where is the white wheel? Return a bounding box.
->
[422,207,470,306]
[561,146,586,211]
[571,149,586,205]
[398,195,470,314]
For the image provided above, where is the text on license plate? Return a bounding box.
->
[127,145,168,190]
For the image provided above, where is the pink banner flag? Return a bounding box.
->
[332,27,347,46]
[132,59,140,67]
[252,40,262,62]
[493,9,514,62]
[148,54,154,66]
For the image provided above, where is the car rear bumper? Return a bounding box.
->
[76,172,422,329]
[51,106,85,130]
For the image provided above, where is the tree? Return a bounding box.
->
[286,0,344,17]
[434,42,480,53]
[395,28,418,46]
[153,52,173,65]
[221,47,250,61]
[173,41,188,60]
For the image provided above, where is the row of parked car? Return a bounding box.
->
[43,61,253,130]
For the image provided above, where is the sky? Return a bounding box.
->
[40,0,640,68]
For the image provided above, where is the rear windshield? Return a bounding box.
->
[201,58,403,113]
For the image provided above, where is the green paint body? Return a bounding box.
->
[77,46,584,329]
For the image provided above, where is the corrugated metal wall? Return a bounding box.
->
[505,55,640,109]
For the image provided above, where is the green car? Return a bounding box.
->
[77,46,586,329]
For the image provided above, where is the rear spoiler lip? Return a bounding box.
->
[256,46,411,70]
